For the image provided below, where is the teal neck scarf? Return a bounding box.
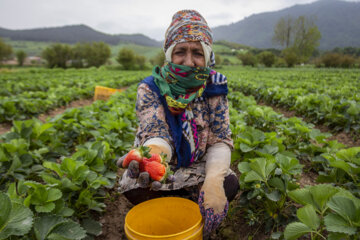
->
[152,62,212,114]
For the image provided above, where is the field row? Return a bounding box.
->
[225,67,360,134]
[0,68,150,123]
[227,89,360,238]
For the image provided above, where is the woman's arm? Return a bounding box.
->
[135,83,173,160]
[201,95,233,213]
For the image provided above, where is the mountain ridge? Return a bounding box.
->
[0,24,162,47]
[212,0,360,49]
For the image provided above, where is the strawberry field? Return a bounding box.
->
[0,67,360,240]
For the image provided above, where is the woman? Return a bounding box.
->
[118,10,239,236]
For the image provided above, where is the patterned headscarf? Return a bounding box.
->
[164,10,213,54]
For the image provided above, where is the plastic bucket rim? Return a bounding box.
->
[125,197,203,239]
[125,221,204,240]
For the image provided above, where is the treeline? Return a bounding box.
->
[0,38,166,69]
[234,15,360,68]
[0,38,27,66]
[40,42,165,69]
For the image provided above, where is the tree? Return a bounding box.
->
[258,51,276,67]
[135,55,147,70]
[71,43,87,68]
[292,16,321,62]
[272,16,293,48]
[85,42,111,67]
[16,50,27,66]
[282,48,298,67]
[0,38,13,63]
[273,16,321,63]
[238,52,257,67]
[215,54,222,66]
[117,48,136,70]
[150,50,165,66]
[42,43,72,68]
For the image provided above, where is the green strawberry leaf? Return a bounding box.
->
[297,205,320,230]
[284,222,312,240]
[35,202,56,213]
[327,196,357,222]
[34,214,67,240]
[48,221,86,240]
[0,195,33,240]
[324,213,357,235]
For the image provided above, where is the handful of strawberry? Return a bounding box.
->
[118,146,175,190]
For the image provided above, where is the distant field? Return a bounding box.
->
[4,39,242,65]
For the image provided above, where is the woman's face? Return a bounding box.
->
[171,41,205,67]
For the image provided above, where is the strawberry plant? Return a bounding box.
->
[0,192,33,240]
[237,153,302,232]
[284,184,360,239]
[316,147,360,197]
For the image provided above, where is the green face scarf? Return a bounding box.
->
[152,62,212,114]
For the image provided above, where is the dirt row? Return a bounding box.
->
[0,98,94,135]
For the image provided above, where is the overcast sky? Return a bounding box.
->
[1,0,359,41]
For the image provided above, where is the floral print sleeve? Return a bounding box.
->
[207,95,233,149]
[134,83,173,147]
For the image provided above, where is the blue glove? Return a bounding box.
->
[198,191,229,236]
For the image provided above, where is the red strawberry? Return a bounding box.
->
[144,161,167,181]
[143,153,166,163]
[140,153,166,172]
[122,146,151,168]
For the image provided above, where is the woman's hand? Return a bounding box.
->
[117,146,174,190]
[198,191,229,236]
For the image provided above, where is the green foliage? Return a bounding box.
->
[135,54,147,69]
[320,53,356,68]
[16,50,27,66]
[116,47,147,69]
[0,85,139,239]
[85,42,111,68]
[150,50,165,67]
[238,52,257,67]
[23,181,62,213]
[272,16,293,48]
[117,47,136,70]
[0,192,33,239]
[258,51,276,67]
[33,214,86,240]
[285,185,360,239]
[317,147,360,196]
[215,54,222,66]
[0,68,149,123]
[273,16,321,63]
[282,48,298,67]
[42,43,72,68]
[0,38,13,63]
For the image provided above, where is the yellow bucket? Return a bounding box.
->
[94,86,124,101]
[124,197,203,240]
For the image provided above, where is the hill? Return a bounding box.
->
[0,24,162,47]
[212,0,360,50]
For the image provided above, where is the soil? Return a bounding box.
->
[95,168,271,240]
[0,98,94,135]
[95,169,133,240]
[38,98,94,122]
